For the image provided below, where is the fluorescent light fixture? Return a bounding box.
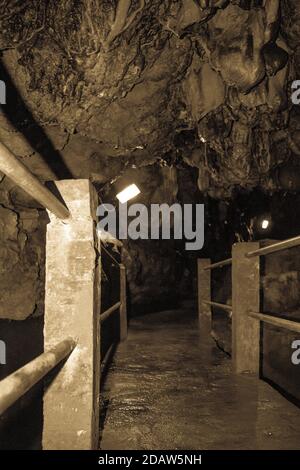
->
[261,219,270,230]
[116,184,140,203]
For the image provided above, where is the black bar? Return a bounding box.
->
[2,450,300,466]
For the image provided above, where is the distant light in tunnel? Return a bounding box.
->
[261,219,270,230]
[116,184,141,203]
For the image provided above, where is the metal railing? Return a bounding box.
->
[0,140,128,448]
[0,140,76,418]
[99,240,128,341]
[0,339,76,416]
[198,234,300,377]
[199,257,232,315]
[99,240,127,382]
[202,300,232,313]
[100,343,116,376]
[98,230,123,248]
[203,258,232,270]
[100,301,121,323]
[248,311,300,334]
[246,235,300,258]
[244,236,300,335]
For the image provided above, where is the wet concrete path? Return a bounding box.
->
[100,308,300,450]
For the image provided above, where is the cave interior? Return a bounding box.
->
[0,0,300,451]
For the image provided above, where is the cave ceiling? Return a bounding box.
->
[0,0,300,199]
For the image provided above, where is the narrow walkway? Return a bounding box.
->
[100,308,300,450]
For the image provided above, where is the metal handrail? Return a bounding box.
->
[100,301,121,323]
[246,235,300,258]
[202,300,232,312]
[0,338,76,416]
[101,242,121,266]
[203,258,232,270]
[98,230,123,248]
[101,343,116,375]
[0,141,70,221]
[248,311,300,333]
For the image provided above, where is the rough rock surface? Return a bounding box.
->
[0,0,299,197]
[1,0,300,317]
[0,176,47,320]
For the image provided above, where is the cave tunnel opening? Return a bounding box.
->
[1,0,300,453]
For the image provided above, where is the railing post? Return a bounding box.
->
[119,264,127,341]
[197,259,211,333]
[232,242,260,375]
[43,180,101,450]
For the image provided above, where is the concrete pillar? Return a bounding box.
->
[197,259,211,333]
[43,180,101,450]
[119,264,127,341]
[232,242,260,375]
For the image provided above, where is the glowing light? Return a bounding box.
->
[261,219,270,230]
[116,184,141,204]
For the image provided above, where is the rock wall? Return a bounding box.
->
[0,175,47,320]
[1,0,300,321]
[122,239,183,313]
[0,176,46,449]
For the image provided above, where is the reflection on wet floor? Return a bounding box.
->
[100,308,300,450]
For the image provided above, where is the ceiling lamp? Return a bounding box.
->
[261,219,270,230]
[116,184,141,204]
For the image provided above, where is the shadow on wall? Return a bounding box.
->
[0,60,73,179]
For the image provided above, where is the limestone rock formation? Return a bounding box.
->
[0,0,298,197]
[1,0,300,314]
[0,182,46,319]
